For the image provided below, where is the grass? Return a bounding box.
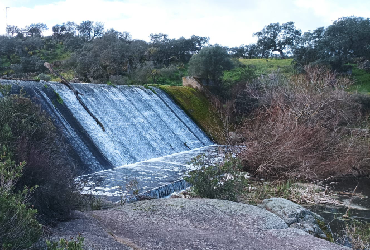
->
[158,85,226,144]
[345,219,370,249]
[349,66,370,93]
[49,70,76,82]
[39,43,71,63]
[239,58,294,76]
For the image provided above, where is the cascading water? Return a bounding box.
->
[1,79,217,199]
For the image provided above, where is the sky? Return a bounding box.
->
[0,0,370,47]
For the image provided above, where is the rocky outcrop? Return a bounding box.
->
[259,198,332,239]
[182,76,203,90]
[84,198,346,250]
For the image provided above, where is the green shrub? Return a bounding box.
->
[185,155,248,201]
[37,73,52,82]
[0,150,42,250]
[46,235,84,250]
[188,46,234,83]
[155,64,185,85]
[349,66,370,93]
[220,65,258,99]
[0,87,80,224]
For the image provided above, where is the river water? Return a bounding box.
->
[77,145,227,202]
[309,177,370,247]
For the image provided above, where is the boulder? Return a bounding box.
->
[259,198,331,239]
[87,198,346,249]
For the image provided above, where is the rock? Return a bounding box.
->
[89,198,346,250]
[259,198,331,239]
[48,210,132,250]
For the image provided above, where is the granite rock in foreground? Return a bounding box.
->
[259,197,331,239]
[89,198,347,250]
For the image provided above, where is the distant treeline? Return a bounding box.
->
[1,16,370,84]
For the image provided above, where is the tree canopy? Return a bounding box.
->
[188,45,234,84]
[253,21,301,59]
[294,16,370,70]
[1,16,370,83]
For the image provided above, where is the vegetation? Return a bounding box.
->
[188,45,234,85]
[1,14,370,249]
[293,17,370,71]
[0,149,42,250]
[46,235,85,250]
[241,180,296,205]
[0,84,80,226]
[185,155,248,201]
[253,22,301,59]
[349,66,370,93]
[0,21,209,86]
[237,66,370,181]
[1,16,369,88]
[158,85,226,143]
[239,58,294,75]
[344,219,370,250]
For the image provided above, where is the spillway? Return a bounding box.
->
[1,80,213,175]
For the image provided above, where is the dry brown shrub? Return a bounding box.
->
[239,66,370,181]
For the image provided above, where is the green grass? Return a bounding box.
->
[239,58,294,76]
[158,85,226,144]
[38,43,71,62]
[349,66,370,93]
[49,70,76,82]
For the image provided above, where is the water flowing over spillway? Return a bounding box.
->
[1,79,216,199]
[2,80,213,174]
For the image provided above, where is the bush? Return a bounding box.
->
[188,45,234,85]
[155,65,183,85]
[0,150,42,250]
[109,75,128,85]
[0,89,80,224]
[185,155,248,201]
[345,219,370,250]
[220,65,258,100]
[46,235,84,250]
[238,66,370,180]
[129,62,153,84]
[37,73,52,81]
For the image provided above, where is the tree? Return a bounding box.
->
[52,21,78,40]
[293,17,370,70]
[189,35,209,53]
[93,22,105,38]
[254,21,301,59]
[77,20,94,40]
[188,45,234,84]
[64,21,78,36]
[321,17,370,67]
[229,45,247,58]
[148,34,209,66]
[245,44,261,59]
[72,30,132,82]
[293,27,326,67]
[26,23,48,37]
[6,25,20,37]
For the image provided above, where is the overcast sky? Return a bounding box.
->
[1,0,370,47]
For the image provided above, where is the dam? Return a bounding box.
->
[1,79,216,199]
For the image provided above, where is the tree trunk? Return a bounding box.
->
[272,49,285,59]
